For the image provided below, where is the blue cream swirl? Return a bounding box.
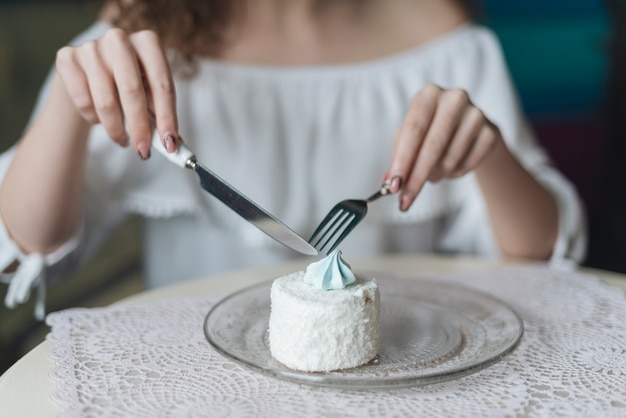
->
[303,250,356,290]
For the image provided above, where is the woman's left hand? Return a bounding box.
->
[385,84,503,211]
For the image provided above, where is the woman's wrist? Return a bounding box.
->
[474,137,558,260]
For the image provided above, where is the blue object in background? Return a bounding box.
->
[483,0,606,17]
[480,0,610,217]
[482,0,609,117]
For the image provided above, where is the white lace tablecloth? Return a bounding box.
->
[46,266,626,417]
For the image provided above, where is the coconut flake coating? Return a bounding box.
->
[268,271,380,372]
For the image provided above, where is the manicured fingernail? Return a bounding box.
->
[120,135,130,148]
[162,132,176,152]
[400,194,412,212]
[390,175,402,193]
[137,142,151,160]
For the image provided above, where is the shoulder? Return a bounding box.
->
[391,24,506,75]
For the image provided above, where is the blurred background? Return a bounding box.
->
[0,0,620,373]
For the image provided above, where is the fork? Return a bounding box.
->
[308,176,400,254]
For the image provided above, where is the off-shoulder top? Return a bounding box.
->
[0,22,586,317]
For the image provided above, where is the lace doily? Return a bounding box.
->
[46,266,626,417]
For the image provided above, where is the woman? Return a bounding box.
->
[0,0,585,317]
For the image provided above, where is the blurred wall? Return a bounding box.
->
[0,1,98,152]
[483,0,609,217]
[587,0,626,273]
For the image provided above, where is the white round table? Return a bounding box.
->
[2,255,625,417]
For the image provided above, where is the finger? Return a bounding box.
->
[100,28,153,159]
[381,130,404,193]
[380,170,404,194]
[428,166,445,183]
[78,40,130,147]
[389,84,440,203]
[441,106,485,175]
[56,47,100,125]
[401,89,468,210]
[455,123,499,176]
[129,30,179,153]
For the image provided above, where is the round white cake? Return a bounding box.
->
[268,270,380,372]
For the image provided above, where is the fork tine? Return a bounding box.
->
[309,183,393,254]
[310,209,350,249]
[325,216,362,253]
[316,211,356,253]
[309,207,343,246]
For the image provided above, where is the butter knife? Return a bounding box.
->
[152,136,318,256]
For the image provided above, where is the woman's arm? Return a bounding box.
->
[0,74,89,254]
[0,23,179,256]
[474,133,558,259]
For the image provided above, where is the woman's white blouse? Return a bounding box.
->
[0,22,587,316]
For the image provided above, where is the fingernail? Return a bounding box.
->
[162,132,176,152]
[120,135,130,148]
[390,175,402,193]
[400,194,412,212]
[137,142,151,160]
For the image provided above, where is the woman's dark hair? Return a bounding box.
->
[460,0,484,21]
[104,0,241,57]
[104,0,481,58]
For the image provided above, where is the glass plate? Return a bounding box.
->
[204,274,523,389]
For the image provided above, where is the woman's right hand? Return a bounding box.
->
[55,28,179,159]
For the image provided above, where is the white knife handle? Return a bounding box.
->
[151,132,196,168]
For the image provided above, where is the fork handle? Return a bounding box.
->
[365,187,389,202]
[366,176,399,203]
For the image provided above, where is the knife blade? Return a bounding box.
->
[152,136,318,256]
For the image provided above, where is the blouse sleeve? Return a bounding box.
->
[0,146,84,319]
[438,27,587,268]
